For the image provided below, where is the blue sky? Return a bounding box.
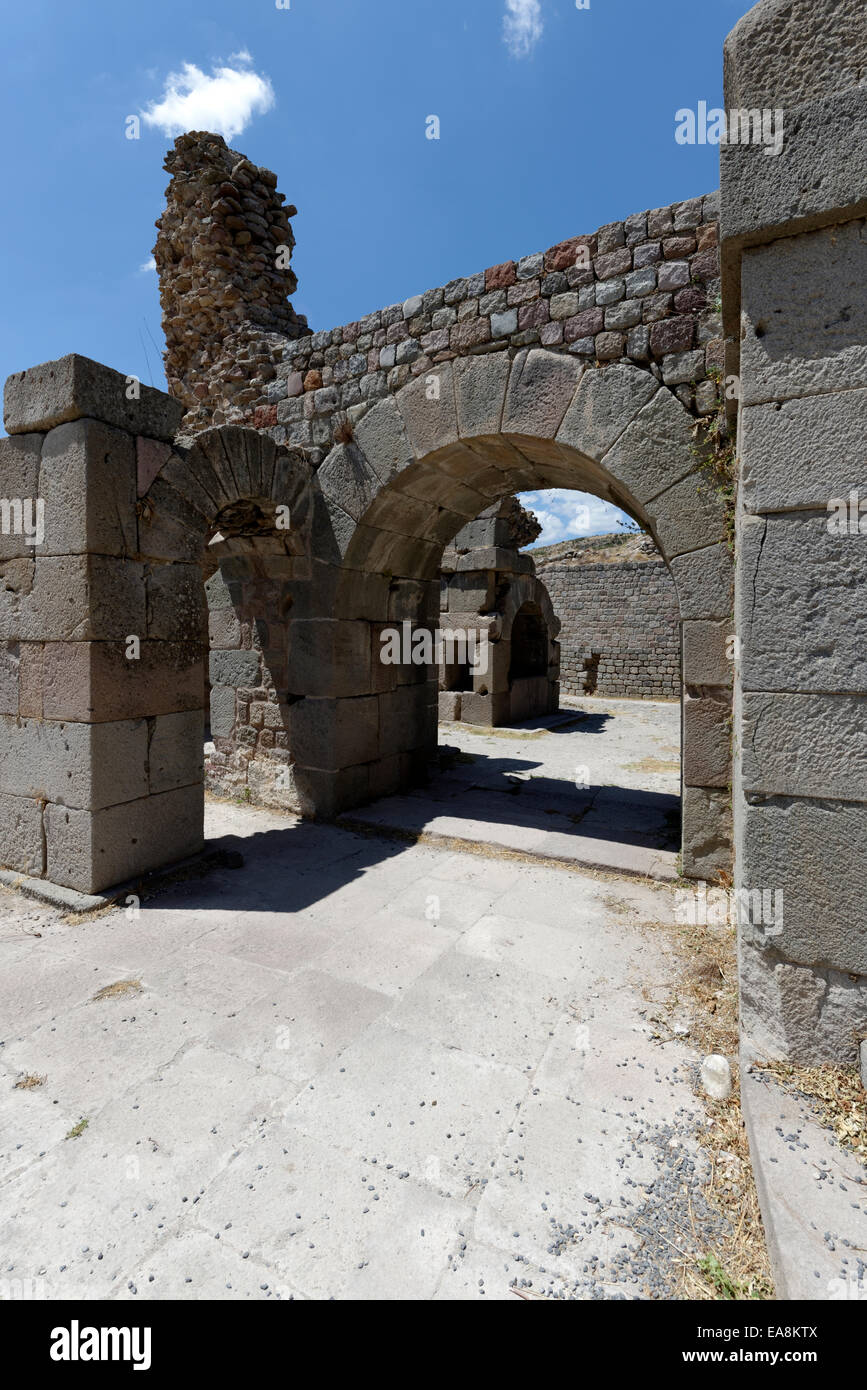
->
[0,0,752,541]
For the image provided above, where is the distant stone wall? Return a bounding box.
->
[536,558,680,699]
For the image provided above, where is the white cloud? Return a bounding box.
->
[503,0,543,57]
[140,53,275,142]
[138,256,156,274]
[519,490,636,547]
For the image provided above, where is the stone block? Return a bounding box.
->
[739,939,867,1068]
[453,352,512,439]
[0,434,42,560]
[0,714,148,810]
[209,608,242,649]
[556,363,658,464]
[737,793,867,977]
[438,691,461,721]
[289,694,379,770]
[289,619,372,699]
[742,692,867,800]
[396,363,458,458]
[4,354,184,441]
[44,783,204,894]
[600,387,697,504]
[147,563,206,643]
[377,684,429,755]
[0,555,146,643]
[683,693,730,787]
[681,786,732,878]
[0,640,19,714]
[502,349,583,441]
[38,418,137,556]
[352,396,415,485]
[669,543,733,621]
[317,443,381,522]
[650,471,728,560]
[210,686,235,738]
[739,388,867,513]
[0,791,44,875]
[149,710,204,794]
[740,222,867,405]
[739,512,867,693]
[683,620,733,688]
[209,649,261,688]
[40,640,203,722]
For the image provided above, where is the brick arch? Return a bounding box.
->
[314,349,734,876]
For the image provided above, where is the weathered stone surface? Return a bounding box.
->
[209,649,261,688]
[0,791,43,875]
[37,418,138,558]
[681,786,732,876]
[40,640,203,723]
[740,222,867,405]
[600,388,696,504]
[650,471,728,560]
[669,543,733,622]
[738,792,867,978]
[739,512,867,693]
[317,444,382,523]
[0,435,42,561]
[0,556,146,643]
[739,388,867,513]
[289,695,379,771]
[501,350,583,441]
[683,693,730,788]
[44,784,204,893]
[396,364,458,458]
[352,397,414,485]
[683,620,733,688]
[3,355,184,440]
[0,714,148,810]
[740,940,867,1067]
[556,363,658,463]
[149,711,205,794]
[741,693,867,800]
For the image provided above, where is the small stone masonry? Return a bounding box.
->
[722,0,867,1064]
[438,499,560,725]
[0,357,202,893]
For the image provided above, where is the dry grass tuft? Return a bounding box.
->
[760,1061,867,1168]
[13,1073,46,1090]
[91,978,142,1003]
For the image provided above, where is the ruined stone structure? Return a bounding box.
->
[1,0,862,1074]
[533,535,681,699]
[438,499,560,726]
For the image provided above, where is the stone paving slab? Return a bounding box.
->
[0,786,836,1302]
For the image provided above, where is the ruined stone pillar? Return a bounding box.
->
[0,356,204,894]
[721,0,867,1063]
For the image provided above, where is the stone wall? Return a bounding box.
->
[722,0,867,1066]
[534,554,680,699]
[154,136,724,456]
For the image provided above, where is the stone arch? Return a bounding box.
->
[315,349,734,876]
[137,425,317,815]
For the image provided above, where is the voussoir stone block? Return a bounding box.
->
[600,387,697,504]
[669,543,733,621]
[317,444,382,523]
[352,397,414,486]
[649,470,729,560]
[556,362,658,463]
[454,352,512,438]
[3,355,184,441]
[502,349,583,441]
[396,363,458,458]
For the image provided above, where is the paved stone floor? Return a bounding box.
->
[0,699,725,1302]
[345,695,681,879]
